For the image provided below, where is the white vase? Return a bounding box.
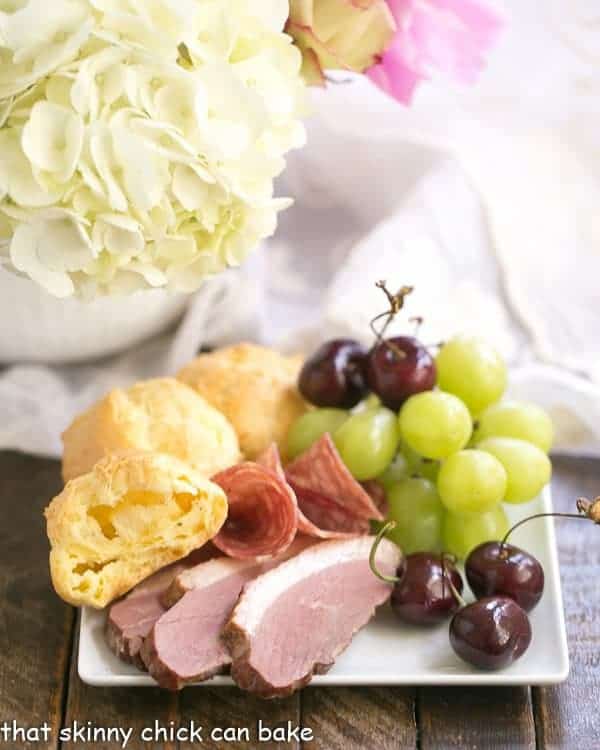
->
[0,268,189,364]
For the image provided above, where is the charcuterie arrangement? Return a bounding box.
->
[45,285,594,697]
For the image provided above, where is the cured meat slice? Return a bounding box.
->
[285,434,384,534]
[106,546,215,668]
[141,538,312,690]
[286,482,370,535]
[211,463,298,559]
[362,480,389,517]
[256,442,287,479]
[223,536,402,698]
[256,444,355,539]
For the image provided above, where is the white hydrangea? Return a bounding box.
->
[0,0,306,297]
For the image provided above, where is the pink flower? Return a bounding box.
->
[286,0,396,85]
[367,0,504,104]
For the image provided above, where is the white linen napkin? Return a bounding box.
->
[0,0,599,460]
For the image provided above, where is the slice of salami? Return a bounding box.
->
[258,444,359,539]
[361,480,389,517]
[285,434,384,523]
[256,443,288,480]
[212,463,298,559]
[287,481,371,536]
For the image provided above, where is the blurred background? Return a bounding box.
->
[265,0,599,362]
[1,0,599,459]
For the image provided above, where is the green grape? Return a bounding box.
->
[334,407,399,481]
[377,452,410,490]
[437,449,507,514]
[443,505,510,560]
[398,391,472,460]
[474,400,554,453]
[351,393,381,414]
[386,477,444,554]
[286,408,348,460]
[402,443,440,482]
[478,437,552,504]
[436,335,507,415]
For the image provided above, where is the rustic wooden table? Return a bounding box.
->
[1,451,598,750]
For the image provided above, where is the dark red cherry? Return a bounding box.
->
[391,553,463,626]
[465,542,545,612]
[450,596,532,670]
[298,339,368,408]
[366,336,436,411]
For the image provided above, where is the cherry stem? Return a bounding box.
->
[501,508,596,547]
[441,553,466,608]
[577,496,600,522]
[369,281,414,354]
[369,521,402,584]
[410,316,424,337]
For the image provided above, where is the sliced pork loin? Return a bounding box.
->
[223,536,402,698]
[106,547,216,668]
[140,538,312,690]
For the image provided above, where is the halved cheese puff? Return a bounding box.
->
[45,452,228,609]
[61,378,240,482]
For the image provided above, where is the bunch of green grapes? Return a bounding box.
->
[287,335,554,559]
[395,337,553,558]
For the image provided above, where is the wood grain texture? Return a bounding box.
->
[301,687,416,750]
[179,688,301,750]
[0,452,72,750]
[418,686,535,750]
[532,456,600,750]
[62,632,179,750]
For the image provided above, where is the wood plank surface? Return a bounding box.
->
[418,686,535,750]
[62,631,180,750]
[301,687,417,750]
[0,452,71,750]
[532,456,600,750]
[179,688,300,750]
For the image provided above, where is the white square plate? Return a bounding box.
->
[79,487,568,687]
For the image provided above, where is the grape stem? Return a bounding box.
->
[369,521,403,584]
[501,497,600,546]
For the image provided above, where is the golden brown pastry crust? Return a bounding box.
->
[45,451,228,608]
[61,378,240,482]
[177,343,308,460]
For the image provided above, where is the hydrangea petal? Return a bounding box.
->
[70,47,127,119]
[0,128,61,206]
[89,125,129,213]
[92,213,145,256]
[0,0,306,297]
[22,101,84,182]
[31,209,93,271]
[111,118,170,212]
[172,164,223,213]
[10,222,75,297]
